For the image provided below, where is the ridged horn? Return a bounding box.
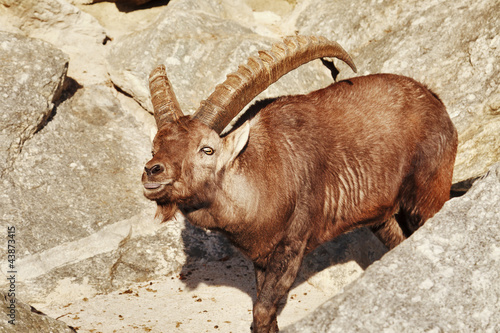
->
[193,35,357,134]
[149,65,184,129]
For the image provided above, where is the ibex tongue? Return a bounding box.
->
[144,183,161,189]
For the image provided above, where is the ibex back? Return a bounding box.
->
[142,36,458,333]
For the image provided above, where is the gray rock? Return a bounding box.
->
[0,31,68,176]
[0,33,70,302]
[0,291,76,333]
[106,0,338,125]
[284,163,500,333]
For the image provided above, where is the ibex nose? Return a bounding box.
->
[144,163,164,176]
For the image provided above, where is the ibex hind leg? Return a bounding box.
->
[370,185,448,250]
[370,215,407,250]
[373,129,456,250]
[399,147,456,238]
[375,156,455,249]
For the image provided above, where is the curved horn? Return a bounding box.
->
[193,35,357,134]
[149,65,184,129]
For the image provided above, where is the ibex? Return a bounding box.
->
[142,36,458,332]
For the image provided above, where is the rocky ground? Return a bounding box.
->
[0,0,499,332]
[38,254,365,332]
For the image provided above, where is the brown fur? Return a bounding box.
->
[142,73,458,332]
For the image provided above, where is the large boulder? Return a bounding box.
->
[0,32,69,262]
[0,32,68,175]
[285,163,500,332]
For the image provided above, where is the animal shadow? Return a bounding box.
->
[178,222,388,306]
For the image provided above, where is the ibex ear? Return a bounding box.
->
[223,122,250,166]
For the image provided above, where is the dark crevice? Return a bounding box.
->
[103,35,113,45]
[450,176,480,198]
[112,82,134,99]
[41,76,83,130]
[320,58,341,82]
[42,105,58,130]
[114,0,172,13]
[59,76,83,105]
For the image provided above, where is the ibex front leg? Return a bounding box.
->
[252,235,308,333]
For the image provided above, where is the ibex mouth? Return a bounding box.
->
[143,182,170,201]
[143,179,174,191]
[144,183,162,190]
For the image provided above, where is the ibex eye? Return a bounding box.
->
[201,147,215,155]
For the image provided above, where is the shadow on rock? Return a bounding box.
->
[113,0,171,13]
[450,177,480,198]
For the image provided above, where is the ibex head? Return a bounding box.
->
[142,36,357,221]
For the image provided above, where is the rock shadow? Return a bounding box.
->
[45,76,83,126]
[114,0,171,13]
[450,176,480,198]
